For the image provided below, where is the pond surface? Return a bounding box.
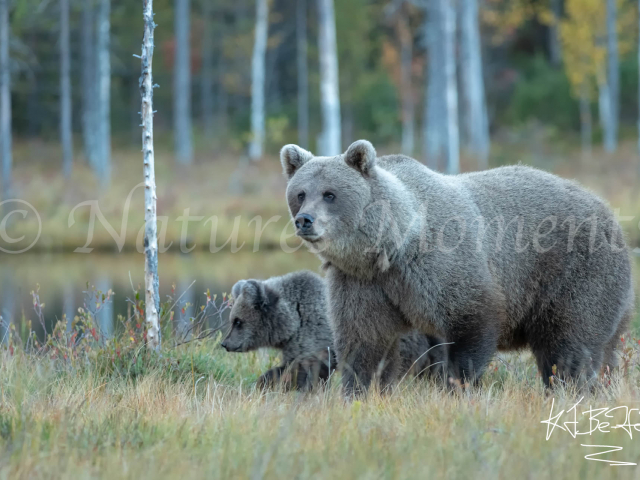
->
[0,250,321,341]
[1,251,639,341]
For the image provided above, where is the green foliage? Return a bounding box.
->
[505,55,579,131]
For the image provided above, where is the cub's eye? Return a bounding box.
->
[297,192,305,203]
[323,192,336,203]
[233,319,242,328]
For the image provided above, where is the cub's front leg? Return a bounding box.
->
[327,269,408,396]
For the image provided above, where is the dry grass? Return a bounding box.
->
[3,343,640,479]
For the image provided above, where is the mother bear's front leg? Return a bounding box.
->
[327,268,410,396]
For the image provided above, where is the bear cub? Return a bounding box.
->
[221,270,445,390]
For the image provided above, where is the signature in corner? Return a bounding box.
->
[541,397,640,466]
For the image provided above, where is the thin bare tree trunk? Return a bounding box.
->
[82,0,97,168]
[397,8,414,156]
[174,0,193,164]
[424,0,445,169]
[459,0,489,169]
[141,0,160,350]
[297,0,309,149]
[200,0,214,137]
[60,0,73,177]
[317,0,341,156]
[0,0,11,198]
[605,0,618,153]
[442,0,459,174]
[579,82,592,159]
[96,0,111,184]
[638,0,640,164]
[249,0,268,160]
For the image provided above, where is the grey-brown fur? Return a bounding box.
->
[280,140,635,394]
[221,270,446,389]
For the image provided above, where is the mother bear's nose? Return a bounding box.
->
[295,213,315,231]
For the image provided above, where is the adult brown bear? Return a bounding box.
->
[281,140,635,394]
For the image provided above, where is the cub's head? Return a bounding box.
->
[280,140,378,253]
[220,279,280,353]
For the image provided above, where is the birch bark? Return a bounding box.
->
[141,0,161,350]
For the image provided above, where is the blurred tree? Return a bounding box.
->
[385,0,415,156]
[459,0,490,169]
[560,0,634,155]
[200,0,214,137]
[1,0,11,198]
[424,0,445,169]
[82,0,97,169]
[174,0,193,164]
[605,0,618,153]
[549,0,562,66]
[59,0,72,177]
[424,0,459,173]
[317,0,341,155]
[442,0,459,174]
[96,0,111,185]
[249,0,268,160]
[297,0,309,149]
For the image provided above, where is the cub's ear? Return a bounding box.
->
[231,280,247,300]
[344,140,376,176]
[243,280,279,310]
[262,285,280,309]
[280,144,314,180]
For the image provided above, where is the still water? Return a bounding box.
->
[0,250,321,340]
[1,251,639,341]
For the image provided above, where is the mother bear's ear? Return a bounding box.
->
[280,144,314,179]
[345,140,377,177]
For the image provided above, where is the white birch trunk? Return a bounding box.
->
[249,0,268,160]
[297,0,309,149]
[60,0,73,177]
[317,0,341,156]
[82,0,97,169]
[174,0,193,164]
[141,0,160,350]
[424,0,445,169]
[200,0,214,136]
[605,0,618,153]
[442,0,459,175]
[0,0,11,198]
[459,0,489,169]
[96,0,111,184]
[579,82,592,159]
[397,8,414,156]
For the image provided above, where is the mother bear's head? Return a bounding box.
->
[280,140,405,274]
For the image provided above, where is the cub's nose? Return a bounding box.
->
[295,213,315,231]
[220,340,229,351]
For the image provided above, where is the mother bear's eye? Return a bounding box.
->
[298,192,305,203]
[233,318,242,328]
[323,192,336,203]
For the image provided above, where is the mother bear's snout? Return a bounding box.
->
[295,213,315,232]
